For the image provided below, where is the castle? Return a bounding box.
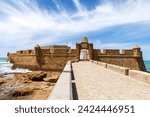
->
[7,37,146,71]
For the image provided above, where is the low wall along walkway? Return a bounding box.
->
[48,61,72,100]
[91,60,150,84]
[48,60,150,100]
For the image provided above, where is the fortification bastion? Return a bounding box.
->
[7,37,146,71]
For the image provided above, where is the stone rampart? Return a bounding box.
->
[93,48,138,56]
[7,37,146,71]
[102,49,120,55]
[93,47,146,71]
[8,46,76,71]
[122,49,133,55]
[16,50,35,55]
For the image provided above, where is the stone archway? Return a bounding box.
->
[76,37,93,60]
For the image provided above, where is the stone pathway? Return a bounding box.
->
[72,61,150,100]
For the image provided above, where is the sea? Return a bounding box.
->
[144,60,150,72]
[0,57,150,76]
[0,57,31,77]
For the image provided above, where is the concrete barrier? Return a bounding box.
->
[129,70,150,84]
[90,60,129,75]
[48,61,72,100]
[93,60,98,64]
[89,60,93,63]
[97,62,107,68]
[107,64,129,75]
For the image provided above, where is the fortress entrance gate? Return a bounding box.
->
[80,49,89,60]
[76,37,93,60]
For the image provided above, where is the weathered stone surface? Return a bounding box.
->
[0,71,61,100]
[29,72,47,81]
[7,37,146,72]
[12,87,33,97]
[14,71,47,81]
[0,79,6,85]
[44,77,58,83]
[0,82,25,99]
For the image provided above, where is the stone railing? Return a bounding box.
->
[48,61,73,100]
[129,70,150,84]
[91,60,129,75]
[90,60,150,84]
[106,64,129,75]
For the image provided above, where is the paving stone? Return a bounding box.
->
[72,61,150,100]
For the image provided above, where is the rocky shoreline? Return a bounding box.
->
[0,71,61,100]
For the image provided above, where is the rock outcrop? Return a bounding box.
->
[0,71,61,100]
[14,71,47,81]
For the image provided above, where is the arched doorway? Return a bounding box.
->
[80,49,89,60]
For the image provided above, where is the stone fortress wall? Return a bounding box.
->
[8,45,76,71]
[7,37,146,71]
[93,47,146,71]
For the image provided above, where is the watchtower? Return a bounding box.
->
[76,37,93,60]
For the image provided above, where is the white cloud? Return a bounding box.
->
[94,39,133,49]
[0,0,150,58]
[72,0,86,13]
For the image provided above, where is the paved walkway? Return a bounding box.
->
[72,61,150,100]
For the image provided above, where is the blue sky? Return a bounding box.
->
[0,0,150,59]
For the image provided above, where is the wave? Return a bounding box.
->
[3,68,31,75]
[0,61,10,64]
[0,59,31,75]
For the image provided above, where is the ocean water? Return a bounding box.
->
[0,57,31,76]
[144,60,150,72]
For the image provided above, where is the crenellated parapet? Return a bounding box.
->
[16,50,35,55]
[93,46,142,57]
[15,45,73,56]
[102,49,120,55]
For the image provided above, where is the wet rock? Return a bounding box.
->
[44,77,58,83]
[1,82,33,98]
[12,87,33,97]
[14,71,47,81]
[0,79,6,85]
[29,72,47,81]
[0,75,4,78]
[0,71,60,100]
